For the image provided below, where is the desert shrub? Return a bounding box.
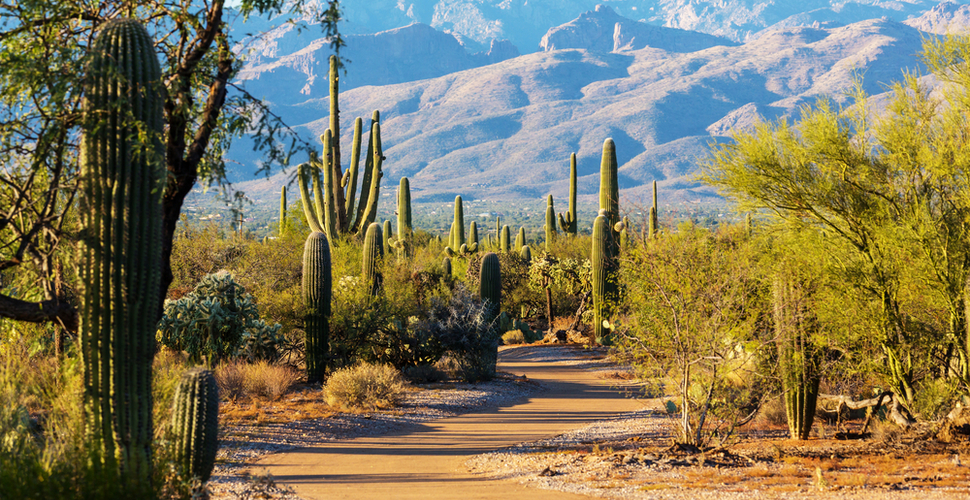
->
[214,360,301,402]
[501,330,526,345]
[323,363,408,411]
[156,271,283,365]
[169,219,245,299]
[412,286,500,383]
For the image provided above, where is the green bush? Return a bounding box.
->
[156,271,283,365]
[501,330,527,345]
[412,286,500,382]
[323,363,408,411]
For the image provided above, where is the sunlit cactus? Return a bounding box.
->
[171,367,219,484]
[78,18,164,488]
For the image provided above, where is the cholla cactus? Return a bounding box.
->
[156,271,282,365]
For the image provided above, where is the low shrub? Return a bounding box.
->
[502,330,527,345]
[215,361,301,401]
[323,363,408,411]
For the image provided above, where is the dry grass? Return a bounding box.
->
[323,363,409,411]
[215,360,302,401]
[502,330,527,345]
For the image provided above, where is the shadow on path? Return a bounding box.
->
[255,345,645,499]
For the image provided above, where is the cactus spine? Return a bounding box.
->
[774,273,822,440]
[303,232,332,384]
[558,153,578,235]
[362,222,384,295]
[172,368,219,483]
[479,253,502,379]
[545,195,557,252]
[500,225,511,253]
[280,185,287,236]
[78,18,163,487]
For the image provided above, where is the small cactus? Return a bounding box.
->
[171,367,219,484]
[774,272,822,440]
[520,245,532,263]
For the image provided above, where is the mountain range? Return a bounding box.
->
[223,1,970,206]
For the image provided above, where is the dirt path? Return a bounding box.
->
[255,345,646,499]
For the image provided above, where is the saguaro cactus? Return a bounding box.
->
[280,186,287,236]
[452,195,465,251]
[382,219,392,257]
[171,367,219,484]
[303,232,332,383]
[774,273,822,440]
[558,153,578,236]
[600,138,620,244]
[390,177,412,259]
[591,212,616,345]
[515,227,526,252]
[442,256,453,282]
[469,221,479,247]
[299,60,384,240]
[500,225,511,253]
[78,18,163,488]
[649,180,659,239]
[363,222,384,295]
[545,195,557,252]
[479,253,502,379]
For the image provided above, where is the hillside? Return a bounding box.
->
[229,13,931,206]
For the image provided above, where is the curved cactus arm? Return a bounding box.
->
[352,110,381,231]
[344,117,363,214]
[297,162,324,234]
[355,120,384,236]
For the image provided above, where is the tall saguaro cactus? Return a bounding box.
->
[591,213,611,344]
[545,195,558,252]
[479,253,502,379]
[500,225,511,253]
[773,272,822,440]
[452,195,465,250]
[78,18,163,489]
[171,367,220,484]
[389,177,413,260]
[558,153,578,235]
[298,56,384,240]
[303,232,332,384]
[649,180,659,239]
[280,186,287,236]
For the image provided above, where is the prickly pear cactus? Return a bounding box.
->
[78,18,163,487]
[171,367,219,483]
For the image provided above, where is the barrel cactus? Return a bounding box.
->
[78,18,163,487]
[303,231,333,383]
[171,367,220,484]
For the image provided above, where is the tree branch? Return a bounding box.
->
[0,292,76,332]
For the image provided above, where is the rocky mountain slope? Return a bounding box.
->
[230,12,932,205]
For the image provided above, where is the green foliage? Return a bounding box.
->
[412,287,500,383]
[323,363,408,411]
[157,272,283,366]
[702,37,970,406]
[615,224,771,447]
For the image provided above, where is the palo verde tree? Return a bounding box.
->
[702,35,970,407]
[0,0,344,334]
